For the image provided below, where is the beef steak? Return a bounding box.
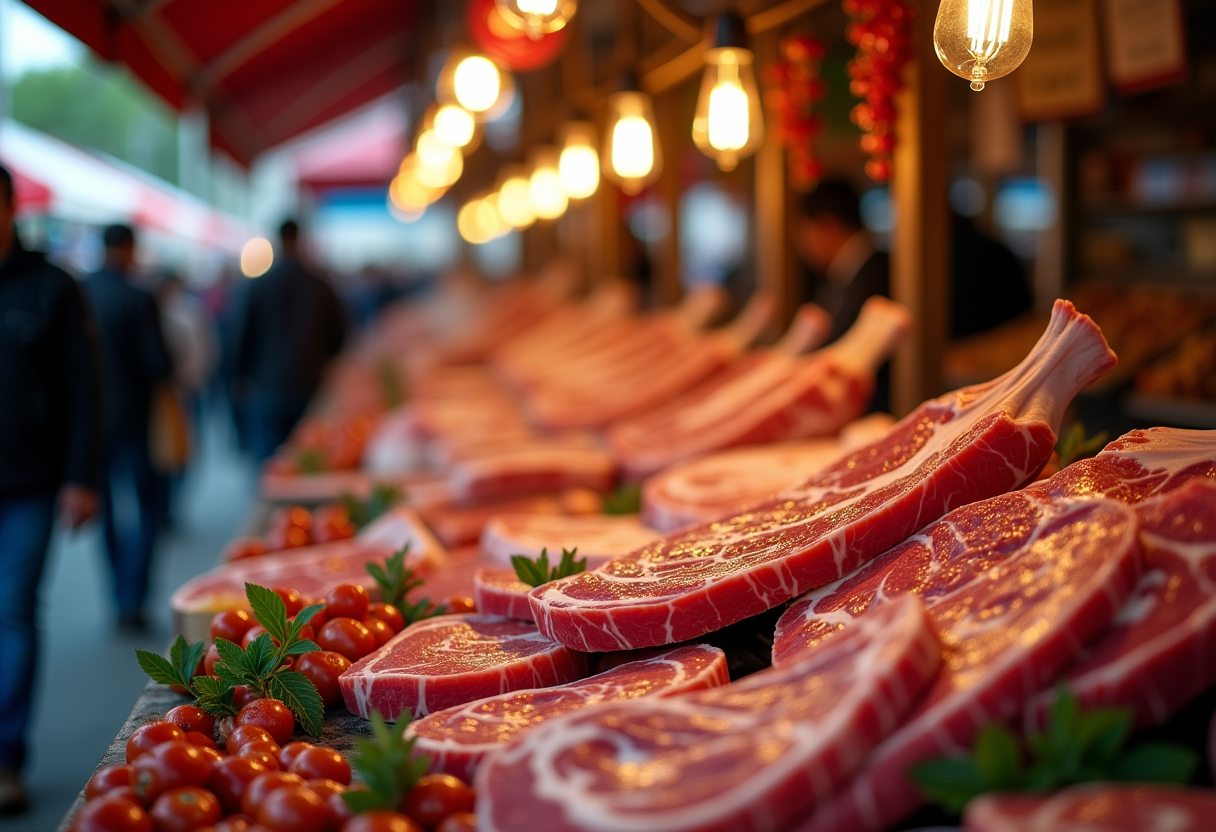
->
[964,784,1216,832]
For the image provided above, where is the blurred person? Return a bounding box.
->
[84,224,173,631]
[0,164,103,813]
[234,220,346,462]
[950,212,1033,339]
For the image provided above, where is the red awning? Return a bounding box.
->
[24,0,420,166]
[10,166,53,216]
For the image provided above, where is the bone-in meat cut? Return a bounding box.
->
[480,513,661,570]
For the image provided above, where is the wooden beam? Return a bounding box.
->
[640,41,704,96]
[745,0,834,34]
[889,0,951,415]
[632,0,702,43]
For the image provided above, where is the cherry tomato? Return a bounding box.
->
[253,785,329,832]
[296,651,350,708]
[95,786,142,808]
[288,746,351,785]
[71,794,152,832]
[126,722,186,764]
[401,774,475,828]
[236,741,282,771]
[207,816,259,832]
[264,524,310,552]
[237,699,295,745]
[131,741,214,802]
[303,778,344,801]
[362,616,395,647]
[203,643,221,677]
[317,618,376,661]
[232,685,262,710]
[343,811,424,832]
[239,772,305,818]
[327,789,355,828]
[285,619,315,643]
[446,596,477,614]
[312,505,356,543]
[209,610,255,644]
[277,741,314,770]
[223,538,269,562]
[183,732,216,751]
[436,812,478,832]
[195,747,224,766]
[242,625,279,649]
[306,604,328,630]
[324,583,368,620]
[206,756,267,815]
[367,603,405,633]
[271,506,312,533]
[271,587,304,616]
[165,706,216,737]
[217,716,239,742]
[86,764,132,801]
[226,724,275,751]
[149,787,221,832]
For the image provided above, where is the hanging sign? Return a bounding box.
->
[1103,0,1188,94]
[1017,0,1104,121]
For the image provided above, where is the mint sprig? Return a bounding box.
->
[602,482,641,515]
[365,547,446,625]
[511,547,587,587]
[910,689,1197,814]
[343,484,404,530]
[136,635,205,692]
[342,711,430,814]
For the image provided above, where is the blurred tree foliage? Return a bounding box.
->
[10,57,179,184]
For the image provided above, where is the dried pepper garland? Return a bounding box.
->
[844,0,914,183]
[763,34,828,190]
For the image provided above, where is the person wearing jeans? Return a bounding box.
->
[0,164,103,814]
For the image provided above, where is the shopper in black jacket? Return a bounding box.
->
[0,165,102,814]
[234,220,346,462]
[83,224,172,631]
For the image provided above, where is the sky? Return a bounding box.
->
[1,0,83,78]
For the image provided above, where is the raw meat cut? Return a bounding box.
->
[449,447,617,503]
[640,414,895,532]
[171,507,446,643]
[964,784,1216,832]
[532,300,1116,652]
[339,614,589,720]
[420,495,565,548]
[480,513,661,569]
[259,470,448,505]
[408,644,729,781]
[409,545,486,608]
[476,595,940,832]
[1025,479,1216,731]
[773,495,1143,832]
[474,568,535,621]
[608,297,910,478]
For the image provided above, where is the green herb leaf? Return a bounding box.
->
[602,482,641,515]
[1055,423,1109,470]
[342,711,431,815]
[284,638,322,657]
[343,484,404,530]
[267,670,325,737]
[170,636,205,687]
[511,547,587,587]
[1112,743,1197,784]
[135,647,189,690]
[366,546,419,610]
[247,583,290,646]
[245,633,280,679]
[297,448,327,474]
[909,757,987,814]
[400,596,445,626]
[213,637,254,682]
[973,723,1024,790]
[191,675,238,718]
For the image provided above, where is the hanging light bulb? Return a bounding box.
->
[392,156,444,211]
[496,164,537,229]
[458,198,495,245]
[529,146,568,220]
[477,193,510,239]
[415,130,464,188]
[692,13,764,172]
[558,120,599,200]
[493,0,578,40]
[437,48,516,122]
[432,104,477,150]
[602,86,662,196]
[933,0,1033,91]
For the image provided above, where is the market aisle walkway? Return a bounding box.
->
[3,406,255,831]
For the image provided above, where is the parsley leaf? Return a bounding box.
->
[343,484,404,530]
[602,482,641,515]
[135,635,203,691]
[342,711,431,814]
[511,547,587,587]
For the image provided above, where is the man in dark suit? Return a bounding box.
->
[234,220,346,462]
[0,165,102,813]
[84,224,173,631]
[793,178,890,410]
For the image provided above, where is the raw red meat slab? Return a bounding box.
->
[480,513,661,569]
[420,495,564,548]
[339,614,589,721]
[476,595,940,832]
[964,784,1216,832]
[1025,479,1216,731]
[774,495,1143,832]
[474,568,534,621]
[531,300,1115,652]
[449,447,617,503]
[408,644,728,781]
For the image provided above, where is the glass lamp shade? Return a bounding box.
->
[458,194,509,244]
[558,121,599,200]
[496,164,537,229]
[933,0,1033,91]
[602,91,662,196]
[414,131,464,188]
[692,46,765,171]
[529,146,569,220]
[428,103,479,151]
[392,156,445,212]
[438,49,516,120]
[493,0,577,40]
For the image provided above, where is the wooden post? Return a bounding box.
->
[654,85,684,307]
[889,0,951,415]
[1035,122,1067,313]
[752,27,791,330]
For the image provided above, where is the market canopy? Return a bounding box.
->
[24,0,420,165]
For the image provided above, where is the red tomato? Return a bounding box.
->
[131,742,214,802]
[362,616,395,647]
[239,771,305,818]
[296,651,351,708]
[203,643,221,677]
[367,603,405,634]
[148,787,221,832]
[264,524,310,552]
[306,604,328,630]
[226,724,275,752]
[446,596,477,614]
[436,812,478,832]
[272,587,305,617]
[288,746,351,785]
[303,778,344,801]
[71,794,152,832]
[236,740,282,762]
[312,505,356,543]
[208,816,259,832]
[209,610,255,644]
[253,785,329,832]
[327,788,356,828]
[241,624,278,648]
[316,618,376,661]
[401,774,476,828]
[343,811,424,832]
[126,722,186,764]
[324,583,368,620]
[165,706,216,737]
[86,764,132,801]
[183,732,216,751]
[232,685,263,710]
[271,506,313,533]
[206,756,267,815]
[237,699,295,745]
[223,538,268,562]
[277,741,314,770]
[195,747,224,767]
[285,618,315,643]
